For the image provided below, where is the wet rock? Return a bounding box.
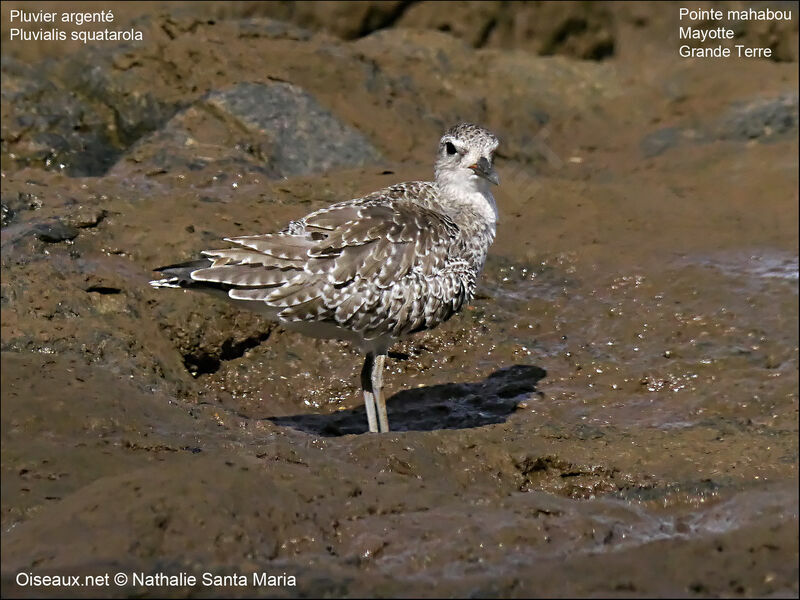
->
[715,93,799,141]
[0,203,12,228]
[2,17,195,177]
[120,81,382,178]
[114,106,273,178]
[1,58,121,176]
[56,41,183,148]
[33,220,79,243]
[71,208,107,229]
[639,126,708,158]
[640,127,682,158]
[6,11,625,179]
[0,192,41,228]
[205,81,383,176]
[641,95,798,157]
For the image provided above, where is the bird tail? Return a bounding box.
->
[150,258,220,289]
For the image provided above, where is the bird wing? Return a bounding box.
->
[190,193,462,328]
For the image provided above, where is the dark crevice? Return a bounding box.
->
[516,455,570,475]
[547,17,588,49]
[86,286,122,295]
[585,37,615,61]
[354,0,418,38]
[475,16,498,48]
[541,15,615,61]
[160,23,177,40]
[182,331,271,376]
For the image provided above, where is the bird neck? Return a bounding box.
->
[434,171,498,234]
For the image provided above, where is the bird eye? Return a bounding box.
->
[445,142,457,155]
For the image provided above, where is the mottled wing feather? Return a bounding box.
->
[201,248,301,268]
[191,265,299,287]
[303,204,363,231]
[192,182,471,338]
[266,200,458,302]
[224,234,316,260]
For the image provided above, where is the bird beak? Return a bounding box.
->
[469,157,500,185]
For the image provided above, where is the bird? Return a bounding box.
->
[150,122,500,433]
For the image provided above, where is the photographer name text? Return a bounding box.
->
[16,571,297,589]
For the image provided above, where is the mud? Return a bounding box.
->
[1,1,798,598]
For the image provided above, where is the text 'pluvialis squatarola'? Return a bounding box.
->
[150,123,500,433]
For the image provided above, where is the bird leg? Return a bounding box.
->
[361,353,379,433]
[373,353,389,432]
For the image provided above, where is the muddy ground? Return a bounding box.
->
[1,1,798,597]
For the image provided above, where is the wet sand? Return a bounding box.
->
[1,2,798,597]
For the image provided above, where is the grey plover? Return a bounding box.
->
[150,123,500,433]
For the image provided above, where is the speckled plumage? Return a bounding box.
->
[151,123,501,433]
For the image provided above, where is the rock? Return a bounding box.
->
[640,127,682,158]
[33,221,79,243]
[395,1,507,48]
[55,40,183,148]
[398,1,616,59]
[120,81,383,178]
[640,94,799,157]
[237,1,619,60]
[727,14,799,63]
[206,81,382,176]
[236,1,410,40]
[715,93,799,141]
[234,17,315,41]
[3,13,624,179]
[1,58,121,176]
[1,191,42,228]
[353,29,623,165]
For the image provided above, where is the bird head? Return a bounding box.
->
[435,123,500,188]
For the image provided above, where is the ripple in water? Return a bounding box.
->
[692,250,799,285]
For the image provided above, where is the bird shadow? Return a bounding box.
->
[268,364,546,436]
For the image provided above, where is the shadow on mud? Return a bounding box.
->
[269,364,547,436]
